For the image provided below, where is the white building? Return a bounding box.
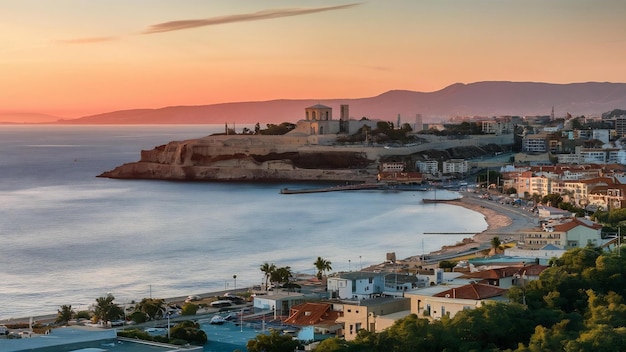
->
[416,160,439,175]
[442,159,468,174]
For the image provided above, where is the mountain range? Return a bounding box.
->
[10,81,626,125]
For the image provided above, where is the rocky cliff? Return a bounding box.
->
[99,135,380,182]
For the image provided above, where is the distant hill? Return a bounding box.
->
[58,81,626,125]
[0,113,63,124]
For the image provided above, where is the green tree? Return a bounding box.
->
[181,303,198,316]
[260,262,276,291]
[438,260,457,271]
[313,337,347,352]
[93,294,124,324]
[56,304,73,324]
[314,257,333,280]
[75,310,91,320]
[134,298,166,321]
[542,193,563,208]
[247,329,300,352]
[170,320,207,345]
[270,266,293,287]
[491,236,502,254]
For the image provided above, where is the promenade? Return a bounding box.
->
[405,190,539,265]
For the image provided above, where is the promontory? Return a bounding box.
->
[99,104,510,182]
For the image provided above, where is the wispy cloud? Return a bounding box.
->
[142,3,361,35]
[57,36,119,44]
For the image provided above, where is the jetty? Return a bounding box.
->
[422,198,462,203]
[280,183,380,194]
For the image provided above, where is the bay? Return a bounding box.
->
[0,125,487,319]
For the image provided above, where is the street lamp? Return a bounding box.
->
[514,271,527,306]
[166,311,172,340]
[233,275,237,290]
[348,259,351,272]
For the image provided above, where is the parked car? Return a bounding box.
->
[185,295,202,303]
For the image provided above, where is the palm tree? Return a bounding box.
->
[314,257,333,280]
[490,236,503,255]
[56,304,73,325]
[93,293,124,325]
[260,262,276,291]
[270,266,293,288]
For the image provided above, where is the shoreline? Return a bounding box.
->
[404,191,537,265]
[3,191,532,327]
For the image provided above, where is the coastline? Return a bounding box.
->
[3,191,534,327]
[405,191,537,264]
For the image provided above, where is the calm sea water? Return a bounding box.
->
[0,125,487,319]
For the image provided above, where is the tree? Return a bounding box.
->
[181,303,198,316]
[134,298,166,321]
[491,236,502,255]
[93,294,124,324]
[56,304,73,324]
[170,320,207,345]
[314,257,333,280]
[542,193,563,208]
[270,266,293,287]
[260,262,276,291]
[438,260,457,271]
[313,337,348,352]
[247,329,300,352]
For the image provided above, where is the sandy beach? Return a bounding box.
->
[404,191,538,265]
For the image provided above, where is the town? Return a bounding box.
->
[3,105,626,351]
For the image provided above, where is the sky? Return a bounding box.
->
[2,0,626,120]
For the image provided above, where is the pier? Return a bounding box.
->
[280,183,380,194]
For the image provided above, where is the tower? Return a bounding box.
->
[551,106,555,121]
[340,104,349,133]
[415,114,423,132]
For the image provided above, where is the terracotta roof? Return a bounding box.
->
[515,264,548,277]
[552,217,602,232]
[460,267,520,280]
[283,302,341,326]
[433,283,507,300]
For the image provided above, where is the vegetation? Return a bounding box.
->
[248,247,626,351]
[134,298,166,321]
[181,302,198,316]
[270,266,294,287]
[247,329,301,352]
[93,293,124,324]
[337,121,420,145]
[259,122,296,135]
[118,320,206,346]
[541,193,585,217]
[314,257,333,280]
[169,320,208,345]
[55,304,73,324]
[438,260,457,271]
[260,262,294,289]
[260,262,276,291]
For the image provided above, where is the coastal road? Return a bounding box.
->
[461,192,538,236]
[417,191,539,265]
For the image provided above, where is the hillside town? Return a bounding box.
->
[4,105,626,351]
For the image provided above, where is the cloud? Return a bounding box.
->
[58,36,119,44]
[142,3,361,35]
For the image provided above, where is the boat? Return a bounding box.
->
[210,315,226,325]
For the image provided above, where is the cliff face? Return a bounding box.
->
[99,135,379,182]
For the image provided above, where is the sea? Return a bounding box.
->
[0,125,487,321]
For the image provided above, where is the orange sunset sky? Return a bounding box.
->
[2,0,626,121]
